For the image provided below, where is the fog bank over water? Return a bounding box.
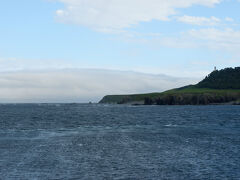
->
[0,69,200,103]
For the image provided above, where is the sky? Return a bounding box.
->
[0,0,240,102]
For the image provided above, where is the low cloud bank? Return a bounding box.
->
[0,69,200,103]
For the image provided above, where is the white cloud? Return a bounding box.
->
[0,69,198,103]
[188,28,240,51]
[129,27,240,57]
[225,17,234,22]
[177,15,220,26]
[54,0,220,32]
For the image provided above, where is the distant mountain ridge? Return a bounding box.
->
[99,67,240,105]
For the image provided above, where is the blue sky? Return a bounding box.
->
[0,0,240,102]
[1,0,240,77]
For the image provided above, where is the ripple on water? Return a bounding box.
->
[0,104,239,179]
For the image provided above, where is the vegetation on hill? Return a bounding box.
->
[144,88,240,105]
[196,67,240,89]
[99,67,240,105]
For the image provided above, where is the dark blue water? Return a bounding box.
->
[0,104,239,180]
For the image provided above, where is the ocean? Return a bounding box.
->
[0,104,239,179]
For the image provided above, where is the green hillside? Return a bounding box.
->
[99,67,240,105]
[196,67,240,89]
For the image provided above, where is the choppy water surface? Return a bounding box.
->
[0,104,239,180]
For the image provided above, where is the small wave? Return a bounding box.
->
[36,130,78,139]
[164,124,178,127]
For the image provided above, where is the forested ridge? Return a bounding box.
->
[196,67,240,89]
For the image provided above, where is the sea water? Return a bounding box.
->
[0,104,239,179]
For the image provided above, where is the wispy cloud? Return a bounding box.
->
[187,28,240,51]
[120,27,240,57]
[225,17,234,22]
[52,0,239,57]
[54,0,220,32]
[177,15,220,26]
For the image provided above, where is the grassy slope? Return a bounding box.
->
[99,87,240,104]
[99,92,161,104]
[164,87,240,94]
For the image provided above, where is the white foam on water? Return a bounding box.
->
[36,130,79,139]
[164,124,178,127]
